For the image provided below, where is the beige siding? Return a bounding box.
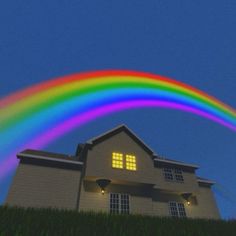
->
[79,181,109,212]
[186,185,220,219]
[130,196,153,215]
[79,181,154,215]
[153,167,199,193]
[85,131,155,184]
[152,201,169,217]
[5,163,81,210]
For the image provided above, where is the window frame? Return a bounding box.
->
[168,201,186,218]
[111,152,137,171]
[112,152,124,169]
[125,154,137,171]
[110,193,130,214]
[163,167,184,183]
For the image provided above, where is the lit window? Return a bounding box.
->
[112,153,123,169]
[110,193,129,214]
[169,201,186,217]
[126,155,137,171]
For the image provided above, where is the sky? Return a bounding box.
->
[0,1,236,219]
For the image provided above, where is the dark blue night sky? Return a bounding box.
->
[0,1,236,219]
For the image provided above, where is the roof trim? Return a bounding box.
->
[86,124,157,156]
[197,177,215,185]
[153,158,199,169]
[17,153,83,165]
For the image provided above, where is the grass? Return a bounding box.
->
[0,205,235,236]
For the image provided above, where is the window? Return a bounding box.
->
[163,168,174,180]
[163,168,184,182]
[120,194,130,213]
[112,152,137,171]
[112,153,123,169]
[174,169,184,182]
[110,193,130,214]
[169,202,186,217]
[110,193,119,213]
[126,155,137,171]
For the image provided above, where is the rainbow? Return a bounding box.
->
[0,70,236,182]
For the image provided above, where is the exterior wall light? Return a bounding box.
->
[181,193,192,205]
[96,179,111,195]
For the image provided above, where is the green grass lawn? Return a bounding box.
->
[0,205,235,236]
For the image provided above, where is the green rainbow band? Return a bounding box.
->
[0,70,236,183]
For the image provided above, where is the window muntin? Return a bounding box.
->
[174,169,184,182]
[110,193,119,213]
[163,168,184,182]
[110,193,130,214]
[177,203,186,217]
[163,168,174,180]
[169,201,186,217]
[126,155,137,171]
[112,153,123,169]
[120,194,130,214]
[169,202,178,217]
[112,153,137,171]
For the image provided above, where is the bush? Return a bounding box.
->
[0,205,235,236]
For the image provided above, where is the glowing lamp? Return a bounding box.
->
[181,193,192,205]
[96,179,111,195]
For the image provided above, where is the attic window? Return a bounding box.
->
[126,155,137,171]
[112,153,137,171]
[112,153,123,169]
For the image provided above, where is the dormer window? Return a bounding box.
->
[112,152,137,171]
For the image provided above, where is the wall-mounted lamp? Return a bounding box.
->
[96,179,111,195]
[181,193,192,206]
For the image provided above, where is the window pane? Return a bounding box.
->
[163,168,173,180]
[112,153,123,169]
[177,203,186,217]
[120,194,129,214]
[110,193,119,213]
[174,169,184,182]
[169,202,187,217]
[110,193,130,214]
[126,155,137,171]
[169,202,178,217]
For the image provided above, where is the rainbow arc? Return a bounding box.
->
[0,70,236,181]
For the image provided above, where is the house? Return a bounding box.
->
[5,125,220,219]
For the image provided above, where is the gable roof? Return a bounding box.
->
[86,124,157,156]
[83,124,199,169]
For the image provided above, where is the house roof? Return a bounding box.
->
[17,149,83,166]
[153,157,199,169]
[197,177,216,185]
[86,124,157,156]
[85,124,199,169]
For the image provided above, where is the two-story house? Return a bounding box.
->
[5,125,220,219]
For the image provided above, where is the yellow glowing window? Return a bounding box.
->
[112,153,123,169]
[126,155,137,171]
